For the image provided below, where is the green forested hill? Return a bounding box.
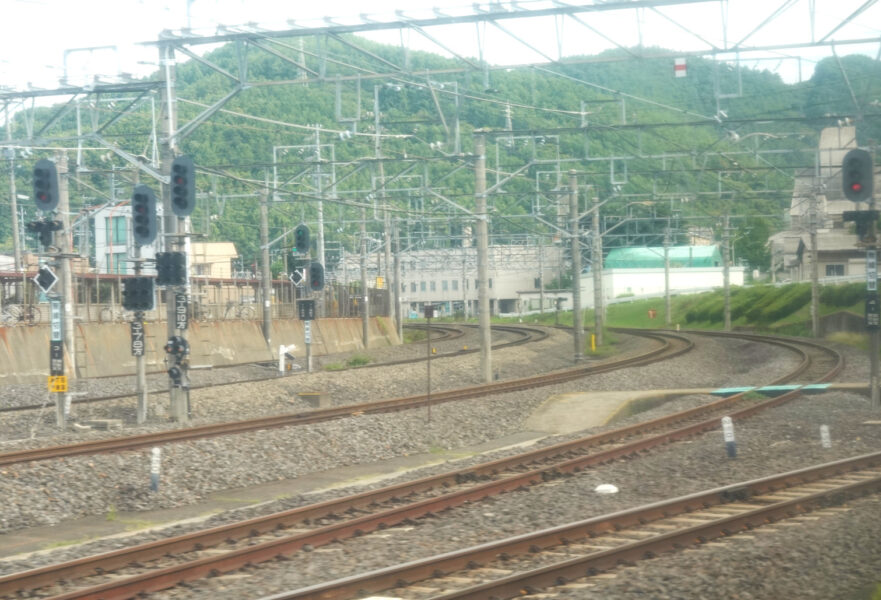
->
[1,37,879,274]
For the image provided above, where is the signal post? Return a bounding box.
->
[291,223,324,373]
[29,156,70,426]
[164,155,196,422]
[841,148,880,408]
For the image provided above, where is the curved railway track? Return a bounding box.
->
[0,328,681,467]
[0,324,538,415]
[268,451,881,600]
[0,331,844,600]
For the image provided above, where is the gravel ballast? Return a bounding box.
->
[1,328,879,599]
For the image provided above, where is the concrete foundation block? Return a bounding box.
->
[297,391,329,409]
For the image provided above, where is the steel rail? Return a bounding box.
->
[1,333,841,599]
[0,323,477,414]
[0,328,670,467]
[260,451,881,600]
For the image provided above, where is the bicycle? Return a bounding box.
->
[1,304,42,326]
[223,301,257,320]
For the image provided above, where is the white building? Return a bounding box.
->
[336,244,565,317]
[517,245,745,313]
[91,203,164,274]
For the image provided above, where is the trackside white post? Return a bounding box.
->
[820,424,832,448]
[721,416,736,458]
[150,447,161,492]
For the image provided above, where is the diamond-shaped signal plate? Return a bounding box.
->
[33,265,59,294]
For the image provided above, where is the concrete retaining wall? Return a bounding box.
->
[0,317,400,384]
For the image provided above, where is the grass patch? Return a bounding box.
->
[105,505,118,521]
[323,362,345,371]
[827,331,869,350]
[346,354,371,367]
[43,537,92,550]
[403,329,427,344]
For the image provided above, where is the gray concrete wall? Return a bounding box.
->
[0,317,400,384]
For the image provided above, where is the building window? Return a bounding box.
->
[452,280,458,291]
[826,264,845,276]
[430,281,436,292]
[105,252,127,274]
[442,280,449,291]
[411,282,417,293]
[105,216,126,245]
[534,277,541,289]
[489,278,493,289]
[420,281,427,292]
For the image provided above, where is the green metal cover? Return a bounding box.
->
[604,246,723,269]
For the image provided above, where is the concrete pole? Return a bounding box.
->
[5,147,22,274]
[160,41,186,423]
[360,207,369,348]
[134,245,148,424]
[56,152,76,426]
[810,188,820,337]
[393,220,403,340]
[475,133,492,383]
[538,243,544,315]
[664,225,672,326]
[871,200,880,409]
[592,195,604,346]
[723,214,732,332]
[260,186,272,348]
[569,171,583,362]
[462,249,469,319]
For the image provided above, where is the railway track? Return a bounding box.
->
[0,327,678,467]
[268,451,881,600]
[0,323,482,415]
[0,331,843,599]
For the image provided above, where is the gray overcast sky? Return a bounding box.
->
[1,0,880,91]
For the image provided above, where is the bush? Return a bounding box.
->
[820,282,864,308]
[685,294,725,323]
[756,283,811,323]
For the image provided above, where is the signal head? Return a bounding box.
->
[170,155,196,217]
[842,148,874,202]
[32,158,59,212]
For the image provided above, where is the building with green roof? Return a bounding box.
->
[604,246,723,269]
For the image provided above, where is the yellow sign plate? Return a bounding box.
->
[48,375,68,393]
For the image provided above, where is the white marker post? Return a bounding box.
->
[820,424,832,448]
[721,416,736,458]
[150,447,161,492]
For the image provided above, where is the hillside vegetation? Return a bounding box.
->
[2,37,880,272]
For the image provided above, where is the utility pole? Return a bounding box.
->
[723,214,732,332]
[260,184,272,348]
[664,223,672,326]
[160,41,187,423]
[592,195,604,346]
[5,145,22,275]
[56,152,76,425]
[569,170,583,362]
[810,185,821,337]
[475,133,492,383]
[538,243,545,315]
[360,207,369,348]
[393,220,402,340]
